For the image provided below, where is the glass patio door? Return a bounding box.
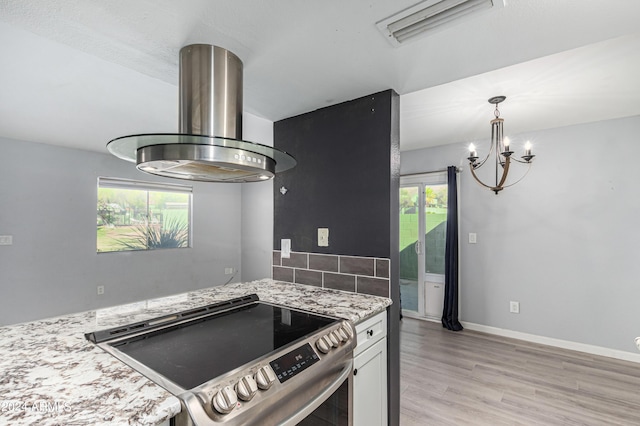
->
[399,173,447,319]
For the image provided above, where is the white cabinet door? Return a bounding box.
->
[353,337,387,426]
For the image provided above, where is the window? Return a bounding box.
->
[97,177,192,253]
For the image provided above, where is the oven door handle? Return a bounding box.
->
[279,359,352,426]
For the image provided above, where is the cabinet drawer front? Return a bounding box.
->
[354,311,387,356]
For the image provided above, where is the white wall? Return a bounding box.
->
[401,115,640,354]
[0,137,242,325]
[241,113,274,281]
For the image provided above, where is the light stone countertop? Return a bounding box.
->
[0,279,391,426]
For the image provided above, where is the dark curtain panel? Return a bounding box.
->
[442,166,463,331]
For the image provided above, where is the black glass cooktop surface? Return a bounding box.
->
[110,302,336,390]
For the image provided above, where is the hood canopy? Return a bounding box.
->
[107,44,295,182]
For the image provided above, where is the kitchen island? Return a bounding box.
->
[0,279,391,425]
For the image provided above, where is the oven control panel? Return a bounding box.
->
[270,343,320,383]
[207,321,355,418]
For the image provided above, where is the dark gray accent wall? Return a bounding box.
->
[274,91,394,258]
[273,90,400,426]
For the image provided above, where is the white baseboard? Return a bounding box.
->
[461,321,640,364]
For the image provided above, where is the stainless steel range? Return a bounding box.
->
[86,294,355,425]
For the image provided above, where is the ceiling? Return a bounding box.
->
[1,0,639,154]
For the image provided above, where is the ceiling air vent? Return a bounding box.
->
[377,0,505,47]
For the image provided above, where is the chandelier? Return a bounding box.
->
[467,96,535,194]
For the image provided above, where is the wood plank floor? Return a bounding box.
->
[400,318,640,425]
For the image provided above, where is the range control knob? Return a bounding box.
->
[340,325,353,340]
[256,365,277,390]
[236,374,258,401]
[212,386,237,414]
[329,331,341,347]
[316,335,331,354]
[337,327,349,342]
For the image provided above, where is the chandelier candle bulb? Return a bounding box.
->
[468,143,478,159]
[524,141,532,156]
[502,136,513,156]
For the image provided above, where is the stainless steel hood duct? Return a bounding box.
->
[107,45,296,182]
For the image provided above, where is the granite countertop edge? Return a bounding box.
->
[0,279,391,426]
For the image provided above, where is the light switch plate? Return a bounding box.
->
[318,228,329,247]
[281,239,291,258]
[468,233,477,244]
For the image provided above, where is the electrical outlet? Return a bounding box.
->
[0,235,13,245]
[510,301,520,314]
[97,286,105,295]
[225,267,234,275]
[635,337,640,351]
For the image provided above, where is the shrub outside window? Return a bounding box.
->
[97,177,192,253]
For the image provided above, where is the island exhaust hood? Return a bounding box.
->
[107,44,296,182]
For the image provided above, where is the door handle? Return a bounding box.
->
[414,241,422,255]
